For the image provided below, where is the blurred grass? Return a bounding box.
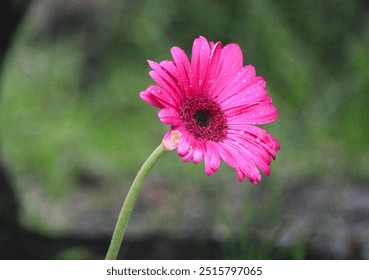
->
[0,0,369,259]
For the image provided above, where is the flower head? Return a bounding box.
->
[140,36,280,183]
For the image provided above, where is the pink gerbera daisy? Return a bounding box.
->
[140,36,280,183]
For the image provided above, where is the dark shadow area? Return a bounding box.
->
[1,230,344,260]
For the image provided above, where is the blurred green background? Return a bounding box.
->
[1,0,369,259]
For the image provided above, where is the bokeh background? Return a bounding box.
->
[1,0,369,259]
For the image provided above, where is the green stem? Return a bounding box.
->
[105,144,166,260]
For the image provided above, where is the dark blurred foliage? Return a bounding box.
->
[0,0,31,260]
[0,0,30,64]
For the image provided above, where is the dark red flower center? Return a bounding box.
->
[178,95,228,141]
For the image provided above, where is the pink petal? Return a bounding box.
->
[223,86,268,111]
[204,141,221,175]
[216,142,238,168]
[140,85,176,109]
[227,137,269,180]
[216,65,257,103]
[233,156,261,183]
[148,60,183,106]
[159,60,182,94]
[238,161,262,184]
[191,36,211,94]
[227,99,278,125]
[203,41,222,93]
[226,133,273,164]
[158,108,182,126]
[179,135,207,163]
[232,136,272,176]
[229,124,280,156]
[219,74,269,110]
[139,89,164,109]
[220,140,261,183]
[209,43,243,98]
[145,85,178,108]
[247,150,271,176]
[181,145,194,162]
[177,129,195,157]
[171,46,192,96]
[160,60,180,81]
[225,129,280,178]
[193,140,205,164]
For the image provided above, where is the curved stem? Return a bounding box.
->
[105,144,166,260]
